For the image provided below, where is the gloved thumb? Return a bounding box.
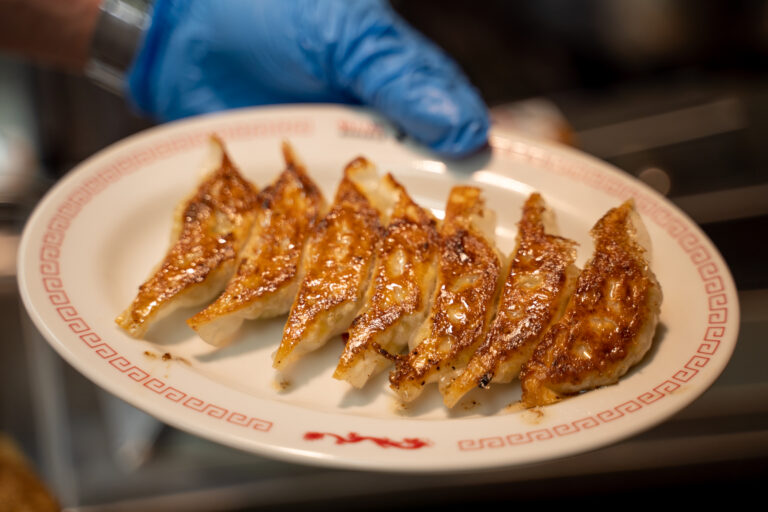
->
[321,2,490,158]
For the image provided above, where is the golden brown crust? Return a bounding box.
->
[333,174,440,387]
[273,157,383,370]
[389,186,502,402]
[0,434,59,512]
[520,200,663,407]
[443,193,578,407]
[187,142,325,332]
[115,136,259,338]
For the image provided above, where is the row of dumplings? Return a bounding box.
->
[117,136,662,408]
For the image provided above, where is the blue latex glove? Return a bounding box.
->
[127,0,489,158]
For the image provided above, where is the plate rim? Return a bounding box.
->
[17,104,741,473]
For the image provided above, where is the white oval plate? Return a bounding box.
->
[18,105,739,473]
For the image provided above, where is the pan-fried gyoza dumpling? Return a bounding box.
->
[333,174,440,388]
[116,136,259,338]
[520,200,663,407]
[389,186,504,402]
[442,193,578,408]
[272,157,391,371]
[187,142,326,346]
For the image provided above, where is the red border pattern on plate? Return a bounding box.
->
[34,118,731,453]
[457,140,730,451]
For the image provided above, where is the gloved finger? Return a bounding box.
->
[308,0,490,158]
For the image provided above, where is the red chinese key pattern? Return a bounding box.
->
[36,118,731,453]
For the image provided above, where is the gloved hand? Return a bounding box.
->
[127,0,488,158]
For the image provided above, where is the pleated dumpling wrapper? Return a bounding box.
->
[333,174,440,388]
[390,186,504,402]
[442,193,578,408]
[272,157,392,371]
[116,135,259,338]
[187,142,326,346]
[520,199,663,407]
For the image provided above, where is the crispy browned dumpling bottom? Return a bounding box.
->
[520,200,663,407]
[116,136,259,338]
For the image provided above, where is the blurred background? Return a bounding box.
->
[1,0,767,510]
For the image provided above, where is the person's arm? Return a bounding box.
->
[0,0,489,158]
[0,0,101,70]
